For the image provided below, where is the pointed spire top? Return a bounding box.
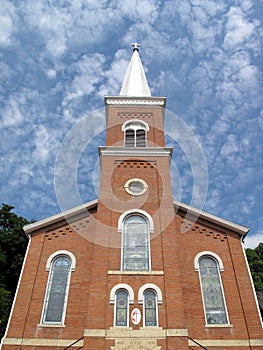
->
[119,44,151,97]
[132,42,140,51]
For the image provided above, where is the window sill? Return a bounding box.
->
[37,324,66,328]
[108,270,164,275]
[205,324,233,328]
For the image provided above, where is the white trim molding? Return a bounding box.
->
[110,283,134,304]
[138,283,163,304]
[24,199,98,235]
[41,254,74,326]
[122,119,149,132]
[98,146,173,158]
[118,209,154,233]
[46,250,76,271]
[105,96,166,107]
[174,200,249,237]
[194,251,224,271]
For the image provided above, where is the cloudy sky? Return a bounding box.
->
[0,0,262,248]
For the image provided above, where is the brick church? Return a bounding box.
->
[1,46,263,349]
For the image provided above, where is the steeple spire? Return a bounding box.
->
[119,43,151,97]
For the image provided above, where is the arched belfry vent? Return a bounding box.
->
[119,43,151,97]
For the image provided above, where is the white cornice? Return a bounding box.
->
[173,200,249,236]
[98,146,173,158]
[104,96,166,107]
[23,199,98,235]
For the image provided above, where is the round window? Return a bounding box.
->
[124,178,148,196]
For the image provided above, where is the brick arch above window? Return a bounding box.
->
[110,283,134,304]
[45,250,76,271]
[138,283,162,304]
[117,209,154,233]
[194,251,224,272]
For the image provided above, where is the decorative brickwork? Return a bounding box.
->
[117,112,153,120]
[2,49,263,350]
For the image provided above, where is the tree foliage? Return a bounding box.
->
[0,204,30,340]
[246,242,263,292]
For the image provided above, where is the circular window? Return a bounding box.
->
[124,178,148,196]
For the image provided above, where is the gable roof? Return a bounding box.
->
[24,199,98,235]
[24,198,249,238]
[173,200,249,238]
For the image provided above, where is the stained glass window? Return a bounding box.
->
[199,256,228,325]
[42,256,71,324]
[122,215,150,271]
[115,290,128,326]
[144,290,157,326]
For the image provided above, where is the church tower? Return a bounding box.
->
[1,46,263,350]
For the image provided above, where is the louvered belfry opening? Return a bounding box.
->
[136,129,146,147]
[124,123,147,147]
[125,129,135,147]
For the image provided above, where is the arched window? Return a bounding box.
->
[115,289,129,326]
[122,214,150,271]
[198,255,229,325]
[42,255,72,324]
[122,120,149,147]
[144,290,158,326]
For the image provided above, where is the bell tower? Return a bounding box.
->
[96,44,176,239]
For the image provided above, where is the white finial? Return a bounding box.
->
[132,42,140,51]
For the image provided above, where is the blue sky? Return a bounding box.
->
[0,0,262,248]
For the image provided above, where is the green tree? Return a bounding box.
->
[0,204,30,340]
[246,242,263,292]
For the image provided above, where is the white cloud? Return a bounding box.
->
[0,0,15,47]
[62,53,106,107]
[223,7,258,50]
[244,232,263,249]
[1,97,23,126]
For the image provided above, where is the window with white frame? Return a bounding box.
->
[122,214,150,271]
[115,289,129,326]
[42,253,74,324]
[110,283,134,327]
[197,255,229,325]
[138,283,162,327]
[122,120,149,147]
[144,289,157,326]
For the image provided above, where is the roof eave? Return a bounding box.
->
[173,199,249,237]
[23,199,98,235]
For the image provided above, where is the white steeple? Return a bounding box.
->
[119,43,151,97]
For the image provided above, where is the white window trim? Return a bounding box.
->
[118,209,154,233]
[110,285,133,327]
[122,119,149,147]
[46,250,76,271]
[110,283,134,304]
[142,289,159,327]
[124,178,148,196]
[119,212,152,272]
[138,283,162,304]
[194,251,223,271]
[41,252,75,325]
[122,119,149,132]
[195,252,230,326]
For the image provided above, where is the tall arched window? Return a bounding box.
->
[42,255,72,324]
[122,120,149,147]
[198,255,229,325]
[144,290,157,326]
[115,289,129,326]
[122,214,150,271]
